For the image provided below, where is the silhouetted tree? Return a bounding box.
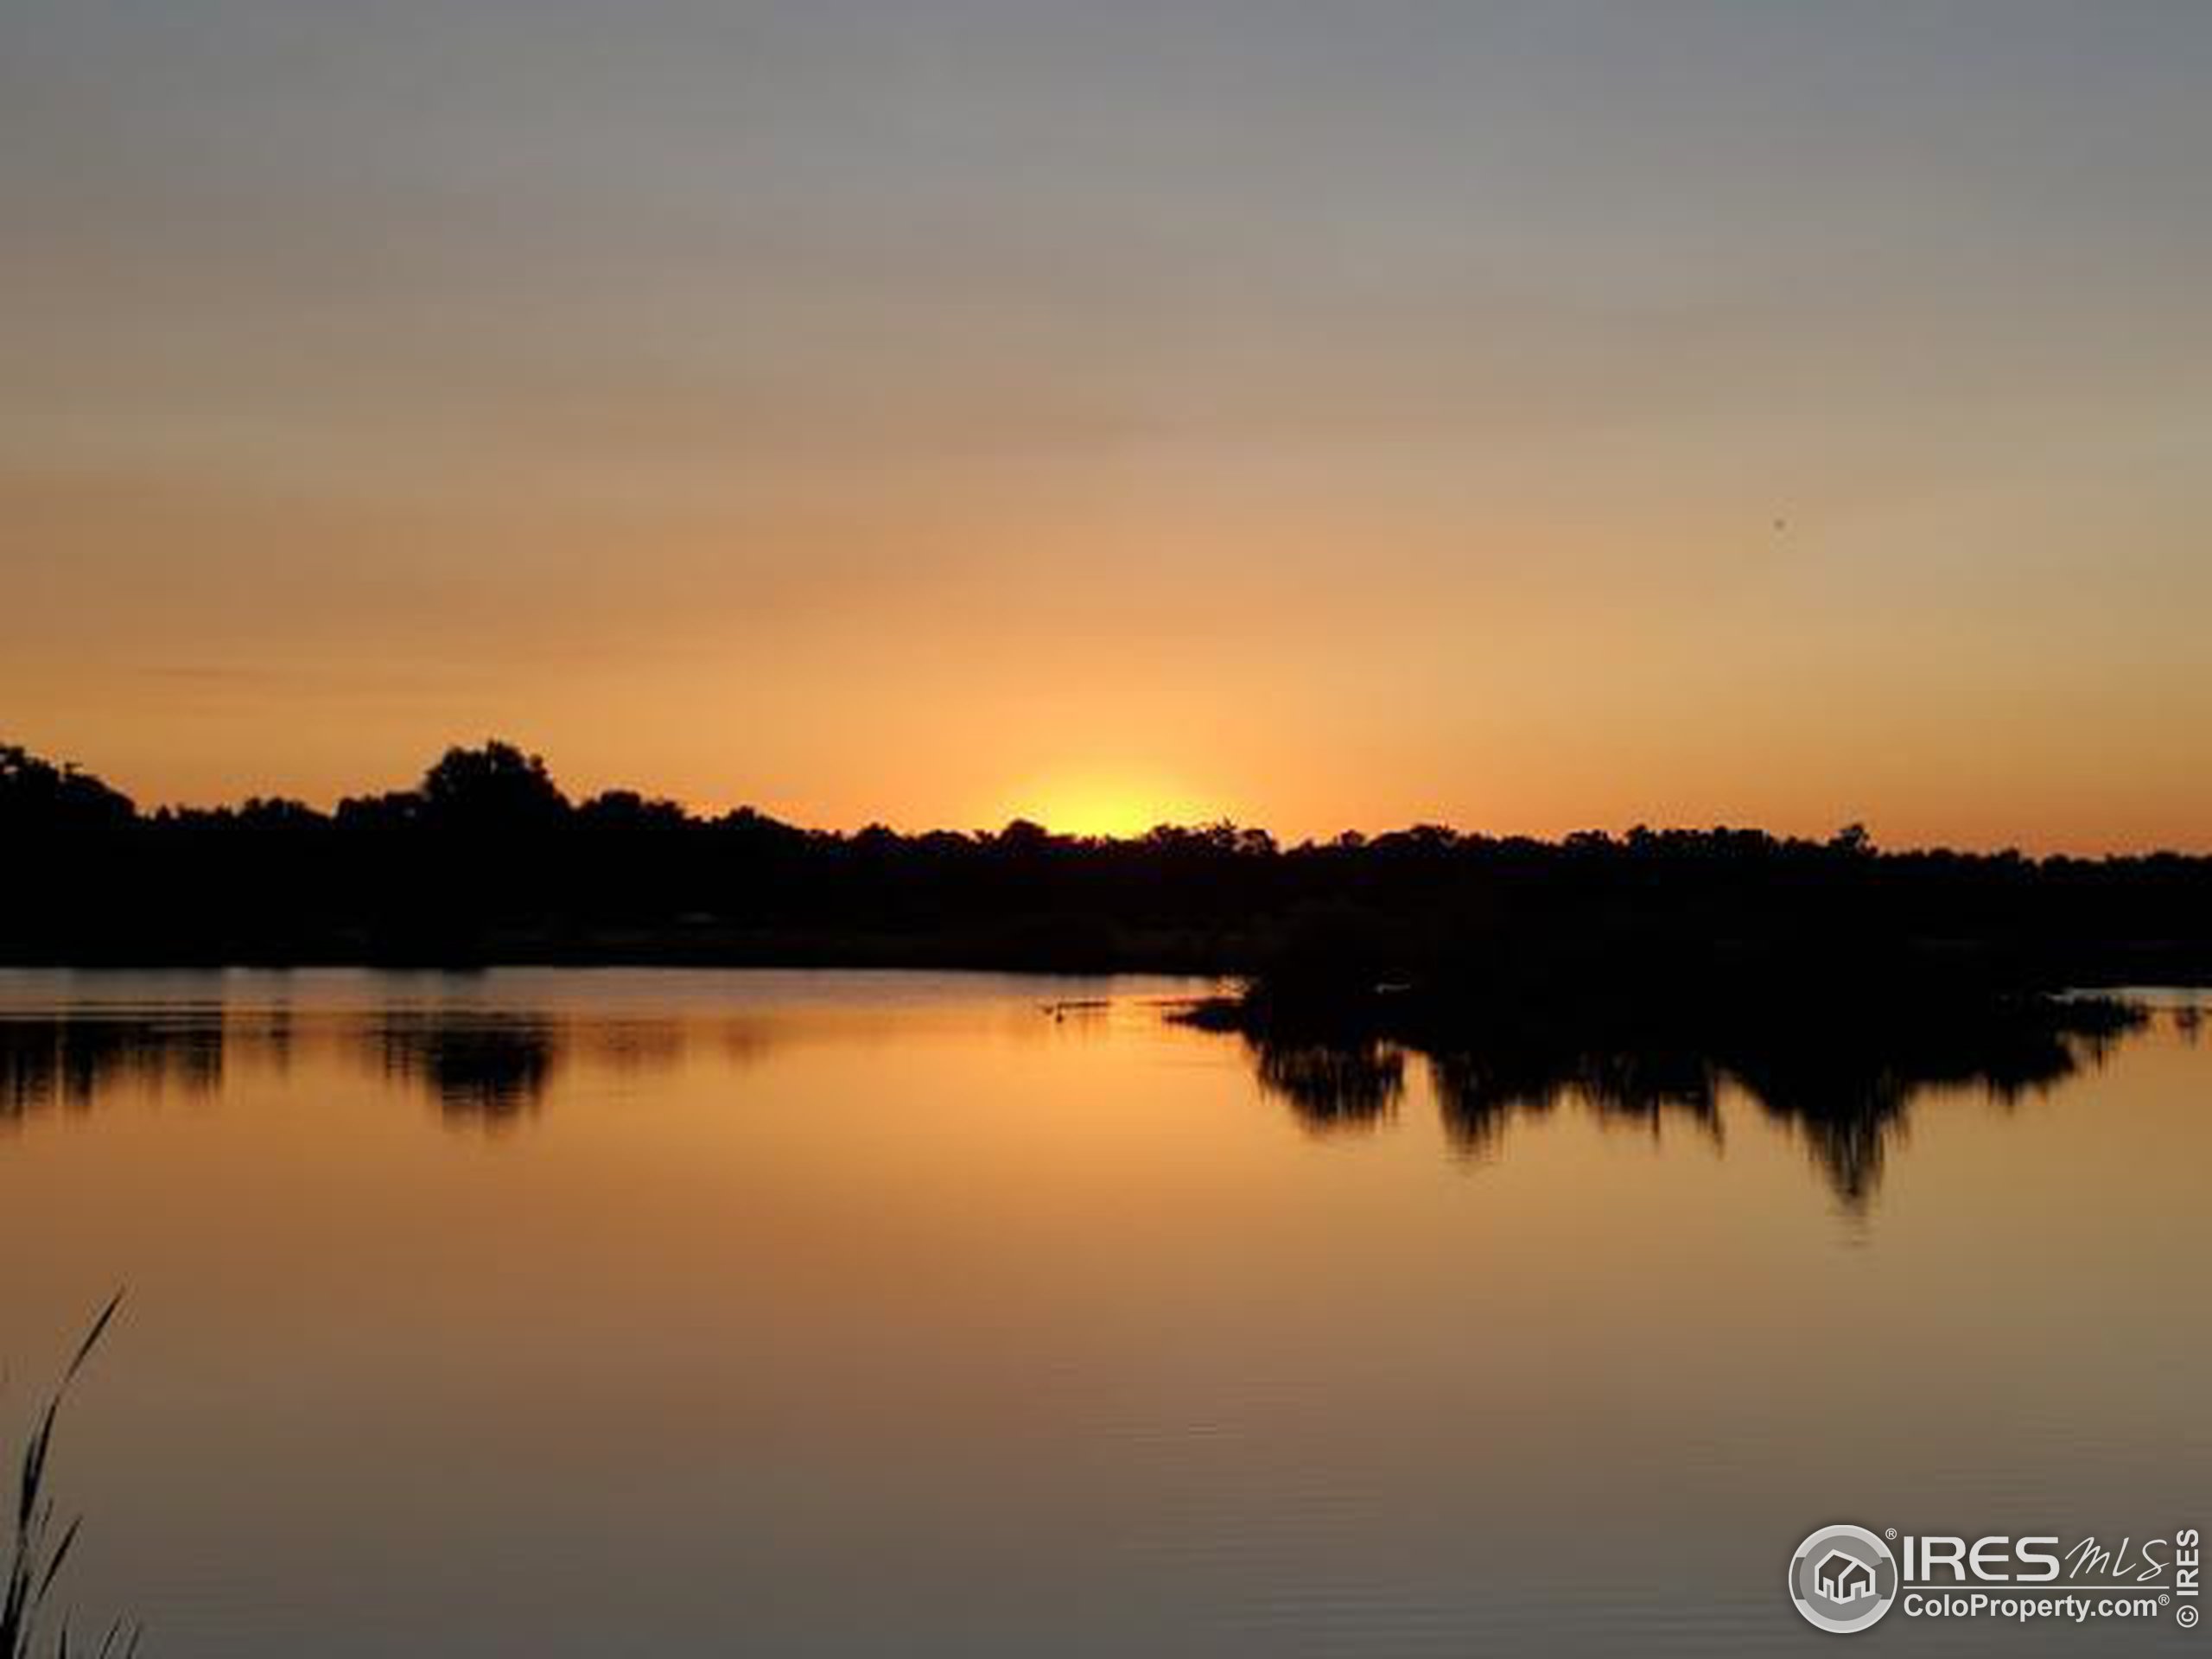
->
[0,744,134,835]
[419,741,569,832]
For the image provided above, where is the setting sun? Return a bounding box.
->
[1007,770,1222,839]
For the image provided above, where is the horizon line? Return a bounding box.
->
[10,735,2209,863]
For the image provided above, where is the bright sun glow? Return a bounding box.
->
[1007,772,1216,839]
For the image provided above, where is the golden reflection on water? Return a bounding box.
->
[0,972,2204,1658]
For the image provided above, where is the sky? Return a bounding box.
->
[3,1,2208,847]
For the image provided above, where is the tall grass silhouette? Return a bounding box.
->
[3,1294,136,1659]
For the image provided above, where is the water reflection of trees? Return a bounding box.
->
[1253,1040,1405,1132]
[1427,1045,1721,1157]
[372,1014,561,1122]
[0,1008,714,1128]
[1237,998,2147,1208]
[0,1014,226,1116]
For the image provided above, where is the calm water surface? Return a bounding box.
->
[0,969,2203,1656]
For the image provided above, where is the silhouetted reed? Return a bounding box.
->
[3,1296,135,1659]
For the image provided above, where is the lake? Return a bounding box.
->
[1,969,2203,1656]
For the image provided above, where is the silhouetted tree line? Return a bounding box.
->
[3,738,2210,982]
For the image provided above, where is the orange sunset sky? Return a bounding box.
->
[4,3,2208,849]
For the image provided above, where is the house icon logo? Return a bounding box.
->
[1816,1549,1876,1602]
[1789,1523,1898,1634]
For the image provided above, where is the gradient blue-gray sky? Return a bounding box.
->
[5,0,2208,843]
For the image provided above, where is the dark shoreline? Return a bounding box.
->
[9,738,2212,985]
[8,935,2211,986]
